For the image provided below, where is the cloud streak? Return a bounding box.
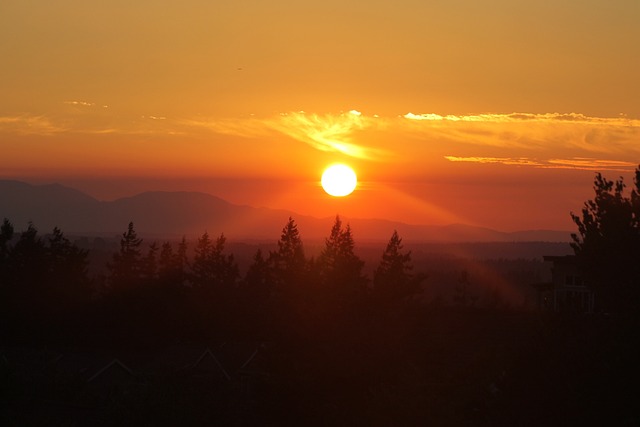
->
[265,111,389,159]
[444,156,637,172]
[64,100,109,108]
[0,115,67,135]
[444,156,544,166]
[3,108,638,174]
[187,110,391,160]
[404,112,637,125]
[403,112,640,170]
[0,113,175,137]
[186,110,640,169]
[402,112,640,150]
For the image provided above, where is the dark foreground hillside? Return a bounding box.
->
[1,212,638,425]
[2,308,638,426]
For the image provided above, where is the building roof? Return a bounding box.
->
[87,358,134,383]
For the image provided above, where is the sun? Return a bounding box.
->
[321,164,357,197]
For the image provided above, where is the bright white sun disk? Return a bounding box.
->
[321,164,357,197]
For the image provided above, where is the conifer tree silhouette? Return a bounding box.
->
[1,222,91,317]
[158,237,188,287]
[373,230,425,307]
[141,242,159,284]
[318,216,367,307]
[0,218,14,282]
[571,165,640,312]
[191,231,238,292]
[269,217,306,291]
[244,248,273,303]
[0,218,13,256]
[108,222,143,290]
[9,222,47,291]
[1,222,46,316]
[47,226,91,305]
[159,241,174,279]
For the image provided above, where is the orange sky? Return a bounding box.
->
[1,1,639,231]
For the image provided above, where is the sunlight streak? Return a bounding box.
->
[377,183,469,227]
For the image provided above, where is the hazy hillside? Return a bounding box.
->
[0,180,573,242]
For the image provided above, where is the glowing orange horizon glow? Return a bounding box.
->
[1,1,638,231]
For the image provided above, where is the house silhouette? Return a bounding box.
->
[533,255,594,313]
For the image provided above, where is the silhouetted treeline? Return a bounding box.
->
[1,214,536,347]
[1,216,429,345]
[0,220,91,325]
[0,200,610,348]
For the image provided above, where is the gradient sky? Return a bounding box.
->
[2,0,639,231]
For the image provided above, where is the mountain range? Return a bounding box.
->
[0,180,573,242]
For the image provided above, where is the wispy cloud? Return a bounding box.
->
[404,112,636,125]
[186,110,391,160]
[0,115,67,135]
[445,156,637,172]
[0,112,170,137]
[64,100,109,108]
[4,107,638,174]
[444,156,544,166]
[544,158,637,171]
[64,100,95,107]
[266,111,388,159]
[185,110,640,168]
[404,112,640,170]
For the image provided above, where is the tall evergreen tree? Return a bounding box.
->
[270,217,306,289]
[47,227,91,305]
[373,230,425,306]
[244,249,273,303]
[141,242,159,284]
[1,223,91,319]
[108,222,143,290]
[318,216,367,306]
[571,166,640,312]
[8,223,47,290]
[0,218,13,258]
[3,223,54,320]
[158,236,189,287]
[159,241,175,278]
[191,232,238,292]
[0,218,14,284]
[176,236,189,275]
[633,167,640,228]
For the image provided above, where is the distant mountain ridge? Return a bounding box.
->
[0,180,573,242]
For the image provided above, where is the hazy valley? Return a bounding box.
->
[0,179,573,243]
